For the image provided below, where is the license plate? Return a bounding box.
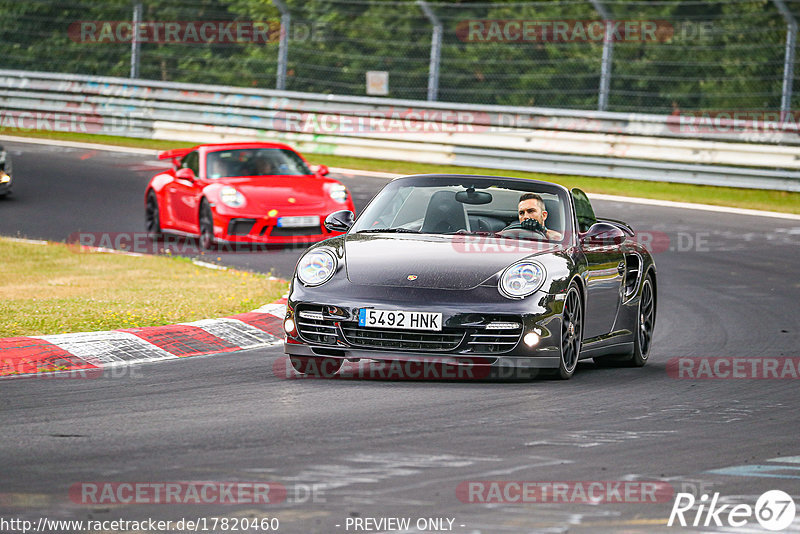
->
[358,309,442,331]
[276,215,320,228]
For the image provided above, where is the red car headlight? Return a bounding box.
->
[327,183,348,204]
[219,186,246,208]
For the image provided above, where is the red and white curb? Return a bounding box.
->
[0,300,288,378]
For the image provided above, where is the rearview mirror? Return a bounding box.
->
[581,222,626,246]
[175,167,196,181]
[324,210,354,232]
[316,164,330,176]
[455,188,492,205]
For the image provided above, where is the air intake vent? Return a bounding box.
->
[340,324,464,352]
[228,218,256,236]
[624,253,642,298]
[295,305,338,345]
[466,323,522,354]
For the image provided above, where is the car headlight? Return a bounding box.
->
[499,261,546,299]
[297,249,337,286]
[220,186,246,208]
[328,184,348,203]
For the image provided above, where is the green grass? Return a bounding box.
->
[0,238,288,338]
[3,128,799,214]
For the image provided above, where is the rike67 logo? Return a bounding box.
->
[668,490,796,531]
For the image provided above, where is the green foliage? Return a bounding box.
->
[0,0,796,112]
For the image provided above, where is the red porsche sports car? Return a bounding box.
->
[145,142,355,248]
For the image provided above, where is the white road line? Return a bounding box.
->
[0,134,158,155]
[4,237,49,245]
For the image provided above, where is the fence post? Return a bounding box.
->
[589,0,613,112]
[272,0,290,91]
[417,0,442,101]
[772,0,797,117]
[130,2,142,79]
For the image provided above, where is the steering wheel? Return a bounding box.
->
[499,219,548,238]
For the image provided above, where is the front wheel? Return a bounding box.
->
[556,283,583,379]
[198,200,215,250]
[145,190,162,239]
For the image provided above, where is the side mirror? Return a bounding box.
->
[316,164,330,176]
[324,210,354,232]
[581,222,626,246]
[175,167,196,182]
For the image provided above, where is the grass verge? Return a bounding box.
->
[0,237,288,338]
[2,128,799,214]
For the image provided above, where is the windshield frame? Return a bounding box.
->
[350,174,575,245]
[203,148,313,179]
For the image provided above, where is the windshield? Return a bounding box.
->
[205,148,312,178]
[351,176,572,243]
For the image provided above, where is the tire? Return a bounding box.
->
[145,190,162,239]
[290,356,342,378]
[594,274,655,368]
[628,275,655,367]
[556,283,583,379]
[198,199,215,250]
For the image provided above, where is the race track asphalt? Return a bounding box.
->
[1,139,799,533]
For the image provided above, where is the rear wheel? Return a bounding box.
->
[629,275,655,367]
[145,191,162,239]
[290,356,342,378]
[199,199,214,250]
[555,283,583,379]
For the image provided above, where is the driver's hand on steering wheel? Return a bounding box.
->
[520,218,547,235]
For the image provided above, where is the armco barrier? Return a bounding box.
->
[1,69,799,191]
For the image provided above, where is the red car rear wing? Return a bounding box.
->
[157,147,193,165]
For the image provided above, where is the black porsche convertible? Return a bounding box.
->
[282,174,657,380]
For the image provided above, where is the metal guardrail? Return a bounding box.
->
[1,69,799,191]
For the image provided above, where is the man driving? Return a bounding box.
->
[252,156,274,175]
[505,192,563,240]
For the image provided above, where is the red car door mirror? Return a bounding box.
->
[316,164,330,176]
[175,167,196,182]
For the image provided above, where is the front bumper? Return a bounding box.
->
[284,283,565,370]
